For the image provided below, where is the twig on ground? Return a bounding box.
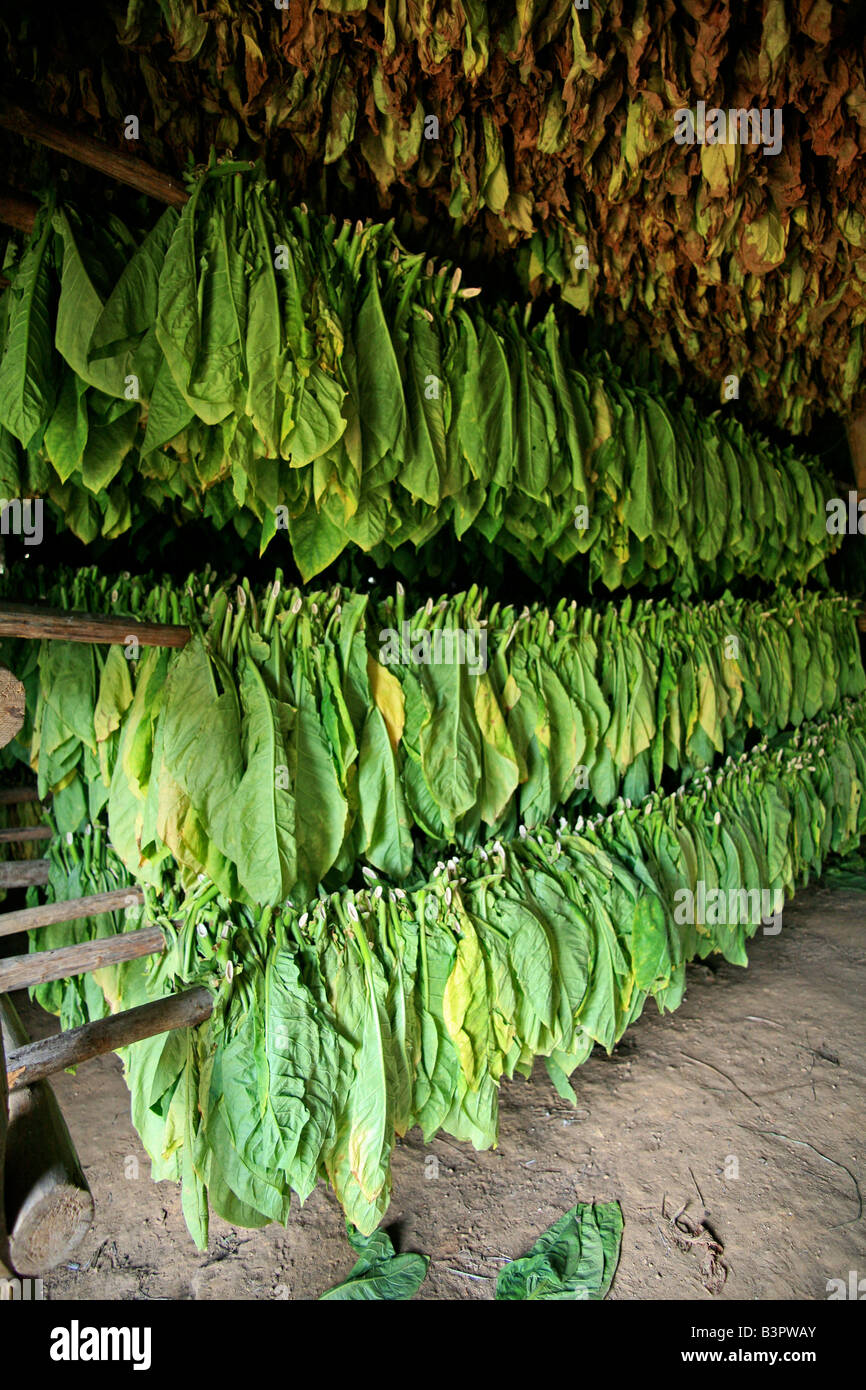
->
[680,1052,761,1108]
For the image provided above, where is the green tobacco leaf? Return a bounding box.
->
[320,1225,429,1300]
[52,207,120,395]
[89,207,180,396]
[354,266,406,468]
[496,1201,623,1300]
[346,955,392,1205]
[0,209,57,447]
[291,665,348,894]
[141,355,195,456]
[358,705,414,878]
[228,652,297,903]
[43,374,89,480]
[419,657,482,837]
[442,907,490,1089]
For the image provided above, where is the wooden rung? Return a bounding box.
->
[0,786,41,805]
[0,603,190,648]
[0,925,165,994]
[0,887,144,940]
[0,826,52,844]
[5,987,214,1091]
[0,860,50,888]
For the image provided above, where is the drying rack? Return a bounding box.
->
[0,87,865,1280]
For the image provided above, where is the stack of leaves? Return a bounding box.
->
[31,696,866,1241]
[3,565,863,900]
[0,168,840,588]
[3,2,862,433]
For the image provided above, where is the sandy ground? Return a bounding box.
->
[12,885,865,1302]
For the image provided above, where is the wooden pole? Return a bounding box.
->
[0,888,144,941]
[0,667,25,750]
[848,407,866,493]
[0,925,165,994]
[0,604,190,648]
[0,826,52,845]
[0,104,189,208]
[6,987,213,1092]
[0,861,50,889]
[0,787,41,806]
[0,1018,10,1275]
[1,997,93,1276]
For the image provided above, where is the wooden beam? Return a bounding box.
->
[0,925,165,994]
[0,861,50,888]
[0,826,51,845]
[1,997,93,1276]
[6,987,213,1092]
[0,888,144,941]
[0,104,189,208]
[0,185,39,235]
[0,603,190,648]
[0,786,40,805]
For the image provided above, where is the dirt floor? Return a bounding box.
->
[15,884,866,1302]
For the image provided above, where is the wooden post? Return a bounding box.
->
[848,407,866,494]
[1,997,93,1276]
[0,667,25,750]
[6,987,214,1091]
[0,604,190,648]
[0,925,165,994]
[0,861,50,889]
[0,1019,10,1275]
[0,888,144,941]
[0,105,190,208]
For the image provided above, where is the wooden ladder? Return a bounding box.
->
[0,604,213,1278]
